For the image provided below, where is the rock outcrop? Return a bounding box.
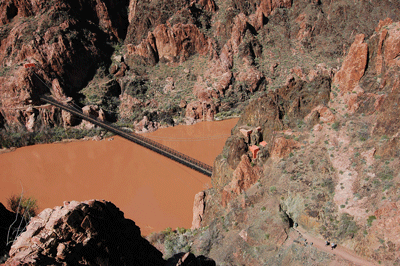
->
[126,23,209,65]
[6,200,165,266]
[332,34,368,93]
[0,0,129,130]
[191,191,206,230]
[221,155,261,207]
[134,115,160,133]
[4,2,400,264]
[199,18,400,266]
[165,252,216,266]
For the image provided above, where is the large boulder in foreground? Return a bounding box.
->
[6,200,165,266]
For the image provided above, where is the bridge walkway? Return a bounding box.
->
[40,95,213,177]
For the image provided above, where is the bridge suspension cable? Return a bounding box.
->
[30,71,213,176]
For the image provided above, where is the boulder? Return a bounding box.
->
[6,200,165,266]
[193,0,217,12]
[254,0,293,29]
[114,62,128,77]
[163,77,175,94]
[134,116,160,133]
[185,101,216,122]
[236,65,264,93]
[304,105,335,124]
[119,93,144,119]
[80,105,106,129]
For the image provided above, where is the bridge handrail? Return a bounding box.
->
[40,95,213,175]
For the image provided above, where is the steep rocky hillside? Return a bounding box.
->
[1,0,400,143]
[4,200,214,265]
[2,0,400,265]
[145,18,400,265]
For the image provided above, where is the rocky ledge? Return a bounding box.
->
[4,200,214,266]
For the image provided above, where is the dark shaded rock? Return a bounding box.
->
[0,112,4,129]
[6,200,165,266]
[165,252,216,266]
[0,202,26,264]
[212,135,248,190]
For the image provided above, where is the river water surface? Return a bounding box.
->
[0,118,238,235]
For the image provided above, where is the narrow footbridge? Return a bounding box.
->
[40,95,213,177]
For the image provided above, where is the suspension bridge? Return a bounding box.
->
[40,95,213,176]
[14,65,215,176]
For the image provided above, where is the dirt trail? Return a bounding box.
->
[295,227,378,266]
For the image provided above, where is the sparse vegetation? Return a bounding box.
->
[2,0,400,264]
[367,216,376,227]
[0,127,104,149]
[7,194,38,220]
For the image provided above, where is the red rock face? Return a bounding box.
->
[333,34,368,93]
[222,155,261,207]
[126,23,209,65]
[270,137,300,159]
[0,0,129,129]
[191,191,206,229]
[185,100,216,122]
[254,0,293,29]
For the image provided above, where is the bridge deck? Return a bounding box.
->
[40,95,213,177]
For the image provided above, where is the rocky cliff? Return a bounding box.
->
[4,200,214,266]
[2,0,400,140]
[2,0,400,265]
[185,18,400,265]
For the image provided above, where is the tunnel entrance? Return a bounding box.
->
[279,205,294,228]
[287,214,294,228]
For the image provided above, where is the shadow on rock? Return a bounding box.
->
[5,200,165,266]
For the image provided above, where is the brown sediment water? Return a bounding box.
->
[0,118,238,235]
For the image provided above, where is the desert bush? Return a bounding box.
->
[7,194,38,220]
[163,229,193,259]
[367,215,376,227]
[336,213,358,239]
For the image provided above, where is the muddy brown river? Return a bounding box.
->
[0,118,238,235]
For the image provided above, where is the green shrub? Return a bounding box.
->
[336,213,358,239]
[332,121,340,131]
[8,194,38,220]
[367,215,376,227]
